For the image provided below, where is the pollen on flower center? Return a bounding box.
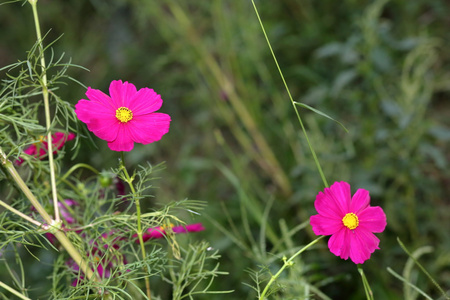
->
[342,212,359,230]
[115,107,133,123]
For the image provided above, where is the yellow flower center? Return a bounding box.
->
[115,107,133,123]
[342,212,359,230]
[158,223,175,231]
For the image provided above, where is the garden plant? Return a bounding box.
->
[0,0,449,299]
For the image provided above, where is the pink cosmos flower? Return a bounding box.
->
[75,80,171,151]
[310,181,387,264]
[16,132,75,165]
[137,223,205,242]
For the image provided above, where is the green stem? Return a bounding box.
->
[0,148,98,283]
[28,0,60,222]
[0,281,32,300]
[0,199,43,227]
[250,0,328,188]
[358,265,374,300]
[259,236,324,300]
[397,238,449,300]
[120,152,152,299]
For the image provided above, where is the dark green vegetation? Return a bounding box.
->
[1,0,449,299]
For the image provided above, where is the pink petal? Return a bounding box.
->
[310,214,342,236]
[52,132,75,150]
[314,182,351,219]
[107,125,135,151]
[23,144,37,156]
[327,181,352,214]
[328,227,351,260]
[74,100,94,123]
[127,113,171,144]
[348,228,380,264]
[350,188,370,213]
[75,99,116,126]
[109,80,137,107]
[129,87,163,116]
[87,115,120,141]
[358,206,387,233]
[75,100,116,124]
[172,223,205,234]
[140,228,165,241]
[85,87,116,110]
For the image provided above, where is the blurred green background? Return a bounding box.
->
[1,0,449,299]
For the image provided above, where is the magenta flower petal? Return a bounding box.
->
[328,227,350,260]
[314,184,348,219]
[327,181,352,214]
[173,223,205,233]
[139,223,205,242]
[129,87,162,115]
[109,80,137,107]
[85,87,115,110]
[310,181,387,264]
[75,80,171,152]
[75,98,116,120]
[86,115,120,141]
[350,188,370,213]
[349,228,380,264]
[16,132,75,165]
[358,206,387,233]
[107,126,135,151]
[310,214,342,236]
[127,113,171,144]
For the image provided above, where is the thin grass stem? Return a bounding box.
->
[250,0,329,188]
[358,265,374,300]
[397,238,450,300]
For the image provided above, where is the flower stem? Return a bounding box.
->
[120,152,152,300]
[0,199,43,227]
[358,265,374,300]
[0,281,31,300]
[259,236,324,300]
[28,0,60,222]
[0,148,98,283]
[250,0,329,188]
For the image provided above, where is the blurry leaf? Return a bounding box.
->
[302,85,328,105]
[371,47,392,72]
[314,42,343,58]
[294,102,348,132]
[330,69,358,97]
[381,99,402,117]
[428,126,450,141]
[419,144,447,169]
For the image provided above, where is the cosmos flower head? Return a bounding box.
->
[16,132,75,165]
[310,181,387,264]
[75,80,171,151]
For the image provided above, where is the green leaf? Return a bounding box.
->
[294,102,349,133]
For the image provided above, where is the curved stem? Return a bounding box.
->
[28,0,60,222]
[119,152,152,299]
[259,236,324,300]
